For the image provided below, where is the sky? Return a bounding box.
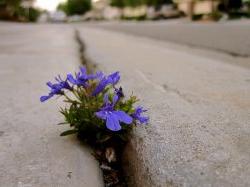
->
[35,0,66,11]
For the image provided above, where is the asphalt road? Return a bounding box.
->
[93,20,250,57]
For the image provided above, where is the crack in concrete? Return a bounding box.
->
[135,69,193,103]
[162,84,193,103]
[135,69,166,93]
[74,29,96,73]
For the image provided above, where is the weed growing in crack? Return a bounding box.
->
[40,66,149,186]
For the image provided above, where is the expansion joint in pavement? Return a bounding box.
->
[74,29,97,73]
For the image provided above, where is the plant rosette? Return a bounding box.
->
[40,66,149,186]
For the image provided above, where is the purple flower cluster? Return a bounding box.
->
[40,67,149,131]
[40,75,72,102]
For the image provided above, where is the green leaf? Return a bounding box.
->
[60,129,78,136]
[97,134,112,143]
[57,122,68,125]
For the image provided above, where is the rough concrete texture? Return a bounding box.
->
[0,23,103,187]
[77,27,250,187]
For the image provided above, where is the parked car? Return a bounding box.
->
[49,11,67,22]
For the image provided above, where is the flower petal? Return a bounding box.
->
[95,111,107,120]
[132,106,149,124]
[103,93,109,105]
[46,82,53,88]
[40,95,52,102]
[92,78,108,96]
[112,94,119,105]
[95,71,105,80]
[113,111,133,124]
[67,74,77,85]
[80,66,87,75]
[138,116,149,124]
[106,113,121,131]
[108,71,120,84]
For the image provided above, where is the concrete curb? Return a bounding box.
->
[77,26,250,187]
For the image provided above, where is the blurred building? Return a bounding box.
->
[175,0,243,18]
[21,0,35,8]
[92,0,109,10]
[176,0,220,16]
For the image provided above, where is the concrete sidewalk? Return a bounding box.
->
[77,26,250,187]
[0,23,103,187]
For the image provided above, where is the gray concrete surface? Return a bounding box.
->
[77,26,250,187]
[0,23,103,187]
[92,20,250,57]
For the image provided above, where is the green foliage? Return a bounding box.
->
[0,0,40,22]
[17,7,41,22]
[58,81,138,145]
[110,0,124,8]
[0,0,20,7]
[57,2,68,13]
[0,0,20,20]
[57,0,91,16]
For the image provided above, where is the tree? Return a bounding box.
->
[57,0,91,16]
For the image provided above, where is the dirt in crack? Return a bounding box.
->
[74,29,129,187]
[75,29,96,73]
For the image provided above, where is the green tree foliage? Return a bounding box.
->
[0,0,20,14]
[0,0,20,7]
[0,0,40,22]
[57,0,91,16]
[18,7,41,22]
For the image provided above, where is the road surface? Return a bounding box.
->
[93,20,250,57]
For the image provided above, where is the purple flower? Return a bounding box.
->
[132,106,149,124]
[67,67,101,87]
[115,87,124,99]
[92,71,120,96]
[40,75,72,102]
[95,94,132,131]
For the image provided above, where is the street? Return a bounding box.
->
[93,20,250,57]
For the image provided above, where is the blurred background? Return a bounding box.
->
[0,0,249,22]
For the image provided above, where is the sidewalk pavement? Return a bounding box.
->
[0,23,103,187]
[77,26,250,187]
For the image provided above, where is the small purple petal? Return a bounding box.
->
[95,111,107,120]
[80,66,87,75]
[132,106,149,124]
[92,78,108,96]
[112,94,119,105]
[108,71,120,84]
[113,111,133,124]
[103,93,109,104]
[46,82,53,88]
[95,71,105,80]
[67,74,77,85]
[106,113,121,131]
[40,95,52,102]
